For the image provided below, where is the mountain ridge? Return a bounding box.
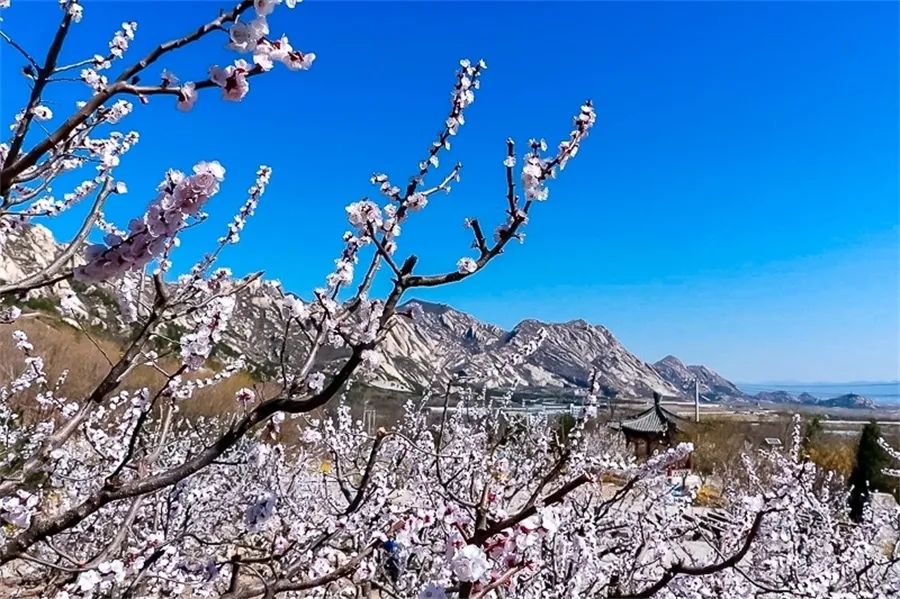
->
[0,225,878,408]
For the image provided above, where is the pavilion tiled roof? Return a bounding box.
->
[618,397,682,435]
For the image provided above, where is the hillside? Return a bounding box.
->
[0,224,876,408]
[652,355,746,402]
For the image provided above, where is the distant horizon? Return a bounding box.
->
[736,381,900,405]
[738,379,900,386]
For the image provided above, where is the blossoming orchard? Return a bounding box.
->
[0,1,898,598]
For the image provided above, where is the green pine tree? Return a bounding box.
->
[848,421,891,522]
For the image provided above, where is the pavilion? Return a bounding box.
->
[614,392,684,458]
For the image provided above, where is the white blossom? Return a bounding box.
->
[451,544,490,582]
[31,105,53,120]
[456,257,477,274]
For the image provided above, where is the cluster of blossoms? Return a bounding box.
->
[75,14,140,92]
[82,128,140,171]
[74,161,225,282]
[452,102,597,276]
[521,102,596,202]
[166,358,246,401]
[198,0,311,106]
[109,270,141,323]
[3,390,888,599]
[18,164,126,221]
[0,332,46,408]
[220,165,271,244]
[179,281,237,370]
[1,104,137,251]
[1,0,312,278]
[80,66,108,93]
[347,199,383,234]
[108,20,136,59]
[878,438,900,478]
[229,10,314,72]
[438,58,486,146]
[0,2,704,597]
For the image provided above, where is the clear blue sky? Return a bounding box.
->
[2,1,898,383]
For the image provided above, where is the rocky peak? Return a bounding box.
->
[797,392,819,404]
[0,224,93,320]
[0,226,739,402]
[820,393,875,409]
[653,355,746,402]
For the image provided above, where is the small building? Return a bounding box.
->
[614,392,684,458]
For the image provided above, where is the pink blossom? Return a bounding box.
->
[176,82,197,111]
[283,51,316,71]
[406,192,428,211]
[229,16,269,53]
[234,387,255,406]
[66,1,82,23]
[210,60,251,101]
[266,35,293,63]
[254,0,278,17]
[75,162,225,282]
[346,200,383,234]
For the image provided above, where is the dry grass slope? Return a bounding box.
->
[0,312,268,418]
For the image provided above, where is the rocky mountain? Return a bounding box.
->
[0,225,680,399]
[797,392,819,405]
[652,355,746,402]
[0,225,82,307]
[195,292,683,398]
[0,225,876,408]
[817,393,875,409]
[0,225,122,326]
[747,390,875,410]
[373,301,679,396]
[752,390,797,404]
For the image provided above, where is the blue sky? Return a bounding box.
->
[1,1,897,383]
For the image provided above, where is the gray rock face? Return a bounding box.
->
[372,301,679,397]
[818,393,875,409]
[797,392,819,405]
[0,224,92,320]
[3,227,880,408]
[753,390,797,404]
[652,355,746,401]
[0,224,62,286]
[747,390,875,409]
[0,225,790,402]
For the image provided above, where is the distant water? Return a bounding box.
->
[738,382,900,406]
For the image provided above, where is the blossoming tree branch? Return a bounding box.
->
[0,0,898,597]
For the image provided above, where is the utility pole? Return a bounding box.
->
[694,378,700,423]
